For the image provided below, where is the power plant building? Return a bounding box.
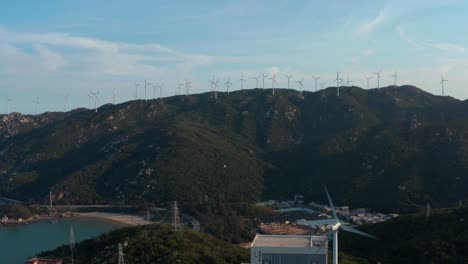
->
[250,234,328,264]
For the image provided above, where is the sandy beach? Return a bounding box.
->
[77,212,153,226]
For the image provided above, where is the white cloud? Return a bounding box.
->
[357,9,386,35]
[363,49,374,57]
[428,42,466,53]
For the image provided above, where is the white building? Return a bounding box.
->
[250,235,328,264]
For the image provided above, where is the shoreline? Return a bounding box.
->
[75,212,153,227]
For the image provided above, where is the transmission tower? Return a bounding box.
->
[425,201,431,219]
[118,243,125,264]
[172,201,182,232]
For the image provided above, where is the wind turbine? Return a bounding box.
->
[364,75,373,89]
[225,77,232,94]
[261,73,268,89]
[320,81,326,90]
[177,81,183,95]
[296,77,304,96]
[91,91,99,113]
[441,75,448,96]
[313,76,320,91]
[69,225,75,264]
[214,79,219,100]
[335,72,343,96]
[284,74,293,89]
[269,74,277,95]
[324,185,377,264]
[158,83,164,99]
[113,88,117,104]
[87,93,92,109]
[185,79,192,96]
[63,94,70,112]
[134,82,140,100]
[253,75,260,88]
[33,97,40,116]
[144,80,151,101]
[6,97,11,114]
[346,76,352,87]
[240,73,246,90]
[375,70,382,88]
[392,71,399,87]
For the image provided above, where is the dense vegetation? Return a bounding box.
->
[40,224,249,264]
[1,204,33,219]
[341,207,468,263]
[1,86,468,211]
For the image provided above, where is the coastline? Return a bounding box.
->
[76,212,153,227]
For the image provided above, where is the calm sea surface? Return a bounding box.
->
[0,218,120,264]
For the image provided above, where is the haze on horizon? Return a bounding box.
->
[1,0,468,114]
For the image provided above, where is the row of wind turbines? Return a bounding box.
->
[4,70,449,116]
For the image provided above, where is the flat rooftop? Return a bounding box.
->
[251,235,328,248]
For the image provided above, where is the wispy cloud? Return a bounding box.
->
[356,8,387,35]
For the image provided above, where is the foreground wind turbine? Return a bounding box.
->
[33,97,40,116]
[240,73,246,90]
[313,76,320,91]
[364,75,373,89]
[392,71,399,87]
[441,75,448,96]
[225,77,232,94]
[261,73,268,89]
[269,74,277,94]
[296,77,304,96]
[375,70,382,88]
[91,91,99,113]
[284,74,293,89]
[324,185,377,264]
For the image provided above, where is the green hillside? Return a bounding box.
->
[1,86,468,211]
[39,224,249,264]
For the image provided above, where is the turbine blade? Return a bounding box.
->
[324,185,338,222]
[341,225,378,240]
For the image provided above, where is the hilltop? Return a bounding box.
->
[1,86,468,211]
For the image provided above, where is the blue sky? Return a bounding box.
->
[1,0,468,114]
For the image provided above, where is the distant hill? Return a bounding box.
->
[39,224,249,264]
[1,86,468,211]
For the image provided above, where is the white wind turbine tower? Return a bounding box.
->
[364,75,373,89]
[225,77,232,94]
[69,225,75,264]
[253,75,260,88]
[113,88,117,104]
[313,76,320,91]
[134,82,140,100]
[177,81,183,95]
[214,79,219,100]
[296,77,304,96]
[33,97,40,116]
[92,91,99,113]
[261,73,268,89]
[240,73,246,90]
[185,79,192,96]
[151,84,158,99]
[269,74,277,95]
[375,69,382,88]
[143,80,151,101]
[441,75,448,96]
[158,83,164,99]
[284,74,293,89]
[335,72,343,96]
[87,93,92,109]
[346,76,352,87]
[64,94,70,112]
[392,71,399,87]
[324,185,377,264]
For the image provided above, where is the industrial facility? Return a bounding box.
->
[250,234,328,264]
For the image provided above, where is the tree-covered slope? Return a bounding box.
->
[1,86,468,211]
[40,224,249,264]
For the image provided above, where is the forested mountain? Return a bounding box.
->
[1,86,467,211]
